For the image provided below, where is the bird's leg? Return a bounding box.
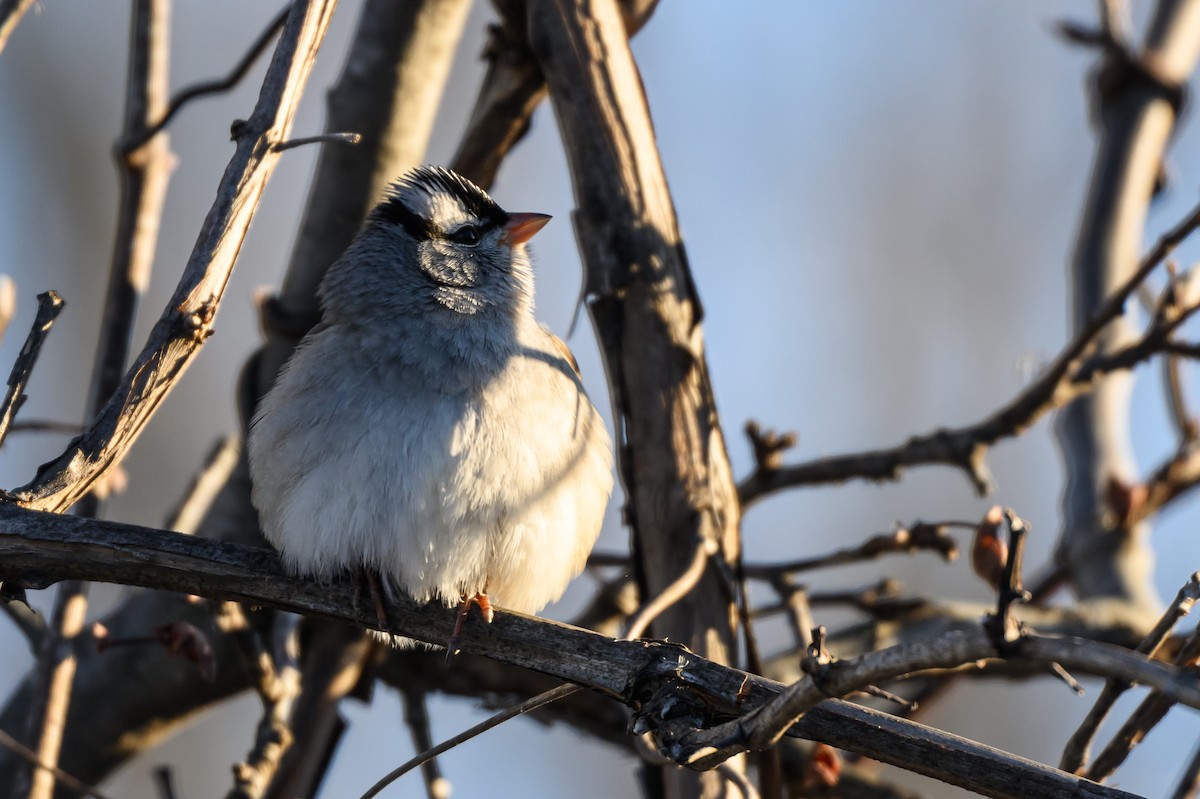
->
[446,592,493,659]
[352,567,391,632]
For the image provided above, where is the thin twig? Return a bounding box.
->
[1161,344,1197,440]
[640,622,1193,776]
[1060,571,1200,773]
[624,539,711,639]
[1127,439,1200,528]
[742,522,959,578]
[5,420,84,436]
[716,763,762,799]
[271,131,360,152]
[121,5,289,152]
[0,727,116,799]
[1086,618,1200,781]
[0,291,64,449]
[738,197,1200,505]
[359,684,580,799]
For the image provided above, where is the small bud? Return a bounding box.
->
[92,622,110,653]
[971,506,1008,589]
[803,744,842,788]
[154,621,217,682]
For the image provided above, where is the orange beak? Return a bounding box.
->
[501,212,551,246]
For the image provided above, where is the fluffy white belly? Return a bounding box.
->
[248,331,612,615]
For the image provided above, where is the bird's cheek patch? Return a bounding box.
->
[420,253,483,288]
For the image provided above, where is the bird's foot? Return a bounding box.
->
[352,568,391,632]
[446,592,493,661]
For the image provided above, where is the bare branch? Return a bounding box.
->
[739,197,1200,506]
[271,131,361,152]
[22,2,177,791]
[639,624,1195,783]
[5,0,339,514]
[528,0,740,656]
[1086,613,1200,780]
[0,507,1189,799]
[449,0,659,188]
[360,685,580,799]
[742,521,959,578]
[121,5,289,151]
[624,539,711,640]
[1054,0,1200,614]
[0,291,64,450]
[1061,572,1200,773]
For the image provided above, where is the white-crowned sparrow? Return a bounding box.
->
[247,166,614,645]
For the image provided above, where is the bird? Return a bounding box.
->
[247,165,614,649]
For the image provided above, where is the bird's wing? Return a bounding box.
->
[548,332,581,378]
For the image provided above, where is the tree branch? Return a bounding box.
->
[120,5,290,152]
[0,291,64,450]
[0,507,1189,799]
[1060,571,1200,773]
[449,0,659,188]
[738,196,1200,506]
[4,0,337,515]
[21,1,176,791]
[1054,0,1200,612]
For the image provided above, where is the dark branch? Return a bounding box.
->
[0,291,64,450]
[0,506,1191,799]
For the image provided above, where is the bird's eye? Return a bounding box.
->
[448,225,482,246]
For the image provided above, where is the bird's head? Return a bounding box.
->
[322,166,549,323]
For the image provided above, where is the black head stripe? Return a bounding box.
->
[370,193,435,240]
[370,167,510,240]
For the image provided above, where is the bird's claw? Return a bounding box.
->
[446,592,493,662]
